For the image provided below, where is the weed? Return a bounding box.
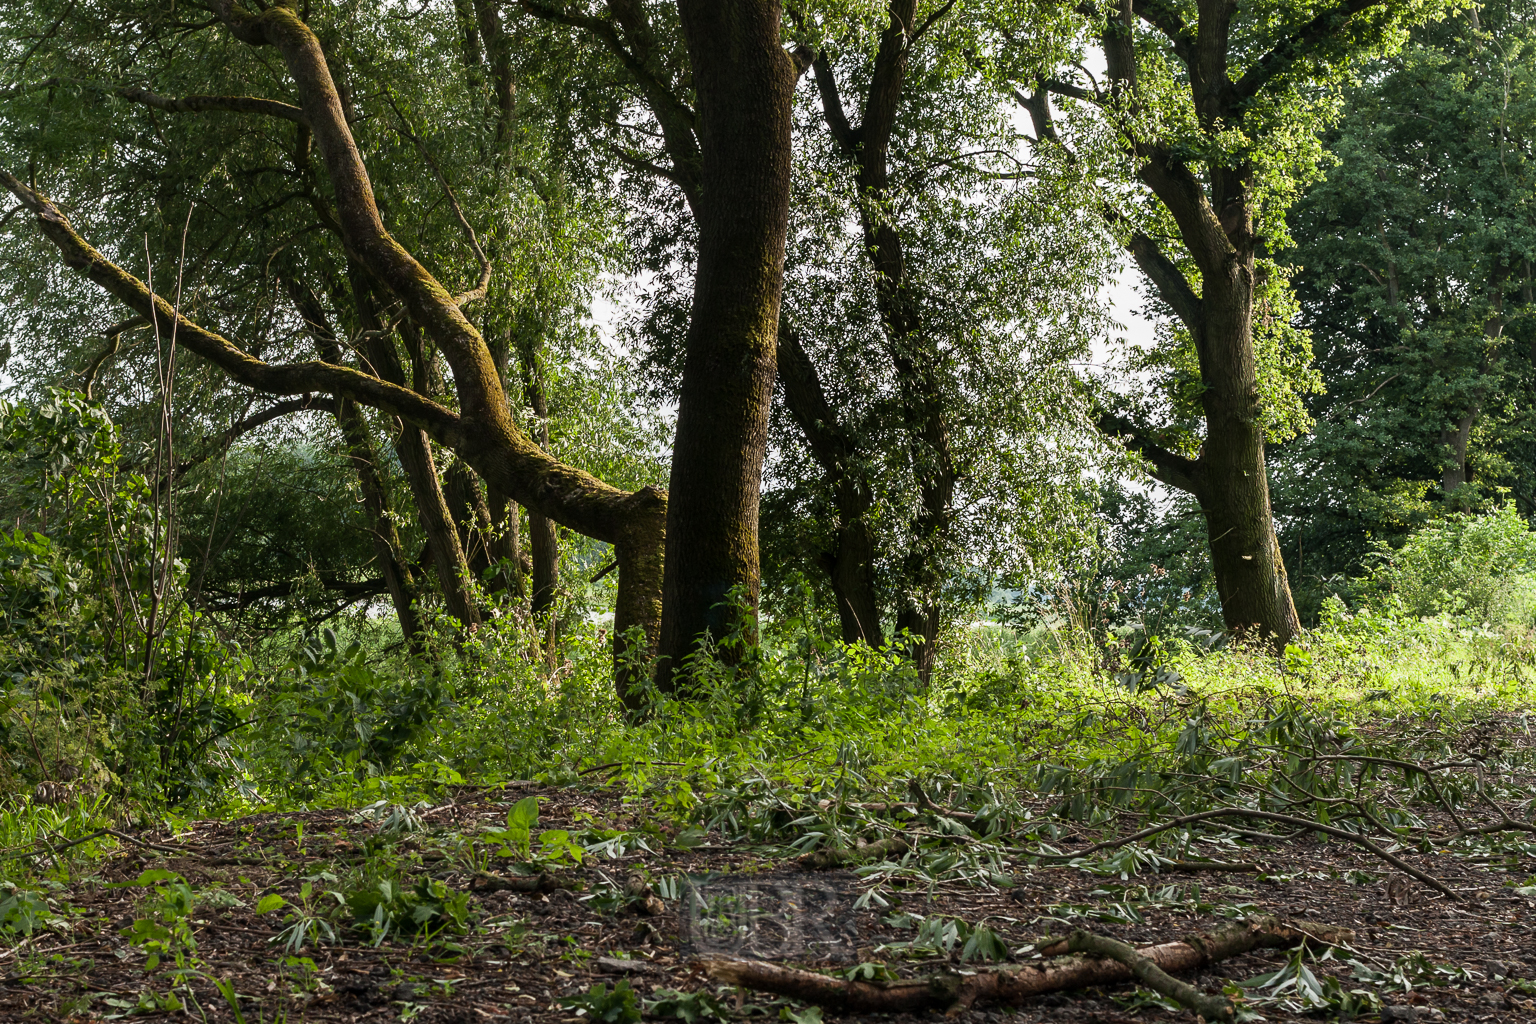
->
[561,979,642,1023]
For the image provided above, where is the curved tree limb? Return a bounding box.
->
[115,86,309,124]
[0,168,469,445]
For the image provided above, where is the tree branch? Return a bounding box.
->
[383,92,492,306]
[1096,412,1202,495]
[115,86,308,124]
[170,395,338,484]
[1230,0,1391,108]
[1126,230,1203,336]
[0,168,470,449]
[519,0,702,199]
[811,52,860,157]
[1131,0,1195,65]
[776,322,855,478]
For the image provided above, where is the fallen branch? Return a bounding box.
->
[1066,929,1232,1020]
[699,915,1352,1016]
[798,834,912,869]
[1023,806,1456,900]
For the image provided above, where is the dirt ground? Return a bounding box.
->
[2,781,1533,1024]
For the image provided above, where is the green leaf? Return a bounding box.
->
[508,797,540,831]
[134,869,179,887]
[256,894,287,914]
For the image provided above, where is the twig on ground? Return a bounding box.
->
[1066,929,1233,1020]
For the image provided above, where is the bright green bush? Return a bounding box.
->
[1357,503,1536,623]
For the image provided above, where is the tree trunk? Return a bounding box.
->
[655,0,796,688]
[802,1,956,674]
[395,425,482,626]
[519,350,560,619]
[348,265,482,627]
[1068,1,1302,649]
[339,400,426,648]
[445,457,494,580]
[486,483,525,600]
[1441,265,1504,498]
[776,326,883,647]
[1194,272,1300,645]
[285,277,424,649]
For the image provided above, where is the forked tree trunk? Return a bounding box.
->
[1062,0,1306,648]
[655,0,796,688]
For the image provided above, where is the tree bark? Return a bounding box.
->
[701,916,1352,1015]
[445,458,493,579]
[1194,270,1300,643]
[655,0,796,688]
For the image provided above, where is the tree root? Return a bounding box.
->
[697,915,1351,1018]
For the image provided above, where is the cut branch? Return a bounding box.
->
[1066,930,1232,1021]
[1026,805,1458,901]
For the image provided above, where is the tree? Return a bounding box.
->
[764,0,1109,674]
[0,1,667,695]
[1010,0,1453,646]
[1278,1,1536,594]
[519,0,803,686]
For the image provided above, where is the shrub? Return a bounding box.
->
[1357,503,1536,623]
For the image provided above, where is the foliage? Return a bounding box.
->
[561,979,642,1024]
[1357,502,1536,621]
[1280,2,1536,592]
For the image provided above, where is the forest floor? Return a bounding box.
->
[2,779,1533,1024]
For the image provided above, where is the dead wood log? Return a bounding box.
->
[797,834,912,869]
[698,915,1352,1017]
